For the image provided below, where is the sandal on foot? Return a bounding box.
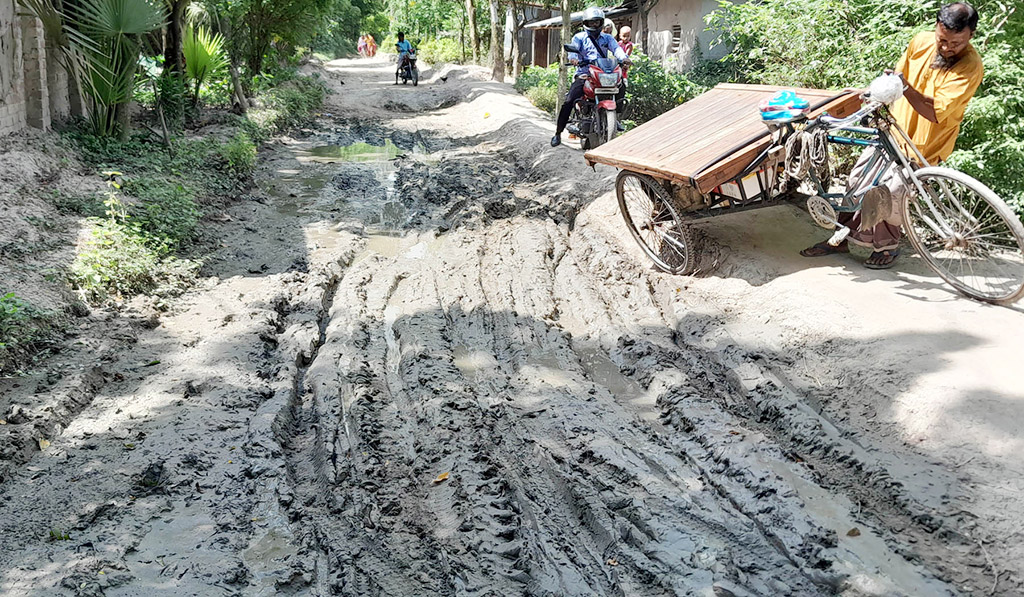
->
[800,240,849,257]
[864,249,900,269]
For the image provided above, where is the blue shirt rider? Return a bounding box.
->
[567,26,628,78]
[552,7,631,147]
[395,32,414,78]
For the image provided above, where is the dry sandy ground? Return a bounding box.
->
[0,55,1021,596]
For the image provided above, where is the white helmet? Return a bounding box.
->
[582,7,605,32]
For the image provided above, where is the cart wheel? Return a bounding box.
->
[616,170,696,275]
[903,166,1024,304]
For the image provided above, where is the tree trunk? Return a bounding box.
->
[166,0,188,75]
[489,0,504,81]
[229,62,248,113]
[460,7,467,63]
[465,0,480,63]
[556,0,570,108]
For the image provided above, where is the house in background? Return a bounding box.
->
[522,0,731,71]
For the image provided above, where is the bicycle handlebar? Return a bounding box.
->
[813,100,882,130]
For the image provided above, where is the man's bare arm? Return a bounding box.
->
[884,68,939,123]
[900,79,938,123]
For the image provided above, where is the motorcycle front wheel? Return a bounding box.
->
[604,110,617,144]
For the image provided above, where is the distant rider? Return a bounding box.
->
[395,32,414,79]
[551,7,631,147]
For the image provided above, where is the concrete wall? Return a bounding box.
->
[0,0,75,136]
[638,0,730,71]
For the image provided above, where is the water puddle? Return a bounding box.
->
[307,140,403,163]
[763,458,955,595]
[453,345,500,383]
[574,344,644,399]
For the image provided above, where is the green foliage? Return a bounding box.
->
[123,177,202,251]
[70,218,198,303]
[623,52,703,125]
[253,75,328,132]
[210,0,337,76]
[514,64,559,93]
[69,0,167,137]
[0,293,58,375]
[156,71,188,129]
[525,86,558,114]
[705,0,1024,220]
[418,36,462,65]
[183,26,229,105]
[217,132,258,176]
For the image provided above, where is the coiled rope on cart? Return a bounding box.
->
[784,127,829,181]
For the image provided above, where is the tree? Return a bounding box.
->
[489,0,504,80]
[465,0,480,62]
[556,0,569,107]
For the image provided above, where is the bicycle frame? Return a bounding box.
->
[791,104,963,240]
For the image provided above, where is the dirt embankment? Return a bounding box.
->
[0,56,1021,596]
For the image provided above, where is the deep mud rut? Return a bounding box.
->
[1,57,1021,596]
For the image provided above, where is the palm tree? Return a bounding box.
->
[19,0,167,138]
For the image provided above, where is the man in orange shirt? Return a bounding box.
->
[802,2,984,268]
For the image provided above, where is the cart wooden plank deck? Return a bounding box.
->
[584,84,861,194]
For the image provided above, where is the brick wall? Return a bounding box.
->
[0,0,28,135]
[0,0,76,135]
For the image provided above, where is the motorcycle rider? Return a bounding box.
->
[395,32,414,82]
[551,7,631,147]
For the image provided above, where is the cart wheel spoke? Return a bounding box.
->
[616,171,696,275]
[903,167,1024,304]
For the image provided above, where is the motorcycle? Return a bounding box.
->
[563,44,627,150]
[396,51,419,86]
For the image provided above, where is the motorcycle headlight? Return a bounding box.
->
[598,73,619,87]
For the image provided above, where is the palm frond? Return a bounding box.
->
[183,26,229,84]
[71,0,167,38]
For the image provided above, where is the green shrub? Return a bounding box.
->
[70,220,198,304]
[623,52,704,125]
[526,86,558,114]
[0,293,58,375]
[255,75,328,132]
[217,132,257,177]
[123,177,202,252]
[418,37,462,65]
[514,64,558,93]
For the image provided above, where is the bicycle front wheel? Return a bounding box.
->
[903,166,1024,304]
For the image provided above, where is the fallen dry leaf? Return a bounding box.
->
[847,527,861,537]
[38,438,50,451]
[0,419,6,425]
[606,558,619,566]
[432,471,450,484]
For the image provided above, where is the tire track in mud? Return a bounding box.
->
[271,111,969,595]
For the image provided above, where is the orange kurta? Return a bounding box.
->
[891,30,984,165]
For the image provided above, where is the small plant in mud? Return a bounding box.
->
[70,173,199,305]
[48,528,71,542]
[0,293,59,376]
[217,131,258,177]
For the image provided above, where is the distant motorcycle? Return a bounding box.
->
[564,43,627,150]
[396,51,419,86]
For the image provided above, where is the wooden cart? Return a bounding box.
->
[584,83,861,274]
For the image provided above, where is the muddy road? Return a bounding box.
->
[1,57,1021,596]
